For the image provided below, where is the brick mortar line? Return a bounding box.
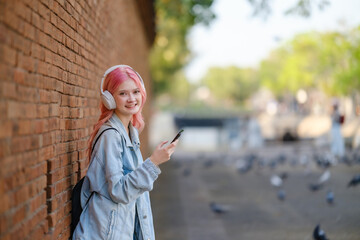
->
[3,4,98,78]
[0,204,47,238]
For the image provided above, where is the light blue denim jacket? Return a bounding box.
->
[72,114,161,240]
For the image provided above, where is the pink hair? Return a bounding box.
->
[87,66,147,162]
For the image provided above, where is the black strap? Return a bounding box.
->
[91,127,118,153]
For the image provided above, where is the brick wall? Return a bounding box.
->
[0,0,154,239]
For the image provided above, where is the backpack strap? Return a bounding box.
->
[91,127,119,153]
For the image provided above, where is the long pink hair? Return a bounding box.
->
[87,66,147,162]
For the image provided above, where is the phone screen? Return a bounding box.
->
[171,129,184,143]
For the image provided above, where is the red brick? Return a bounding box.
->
[37,2,51,21]
[48,165,72,184]
[29,191,46,213]
[13,119,31,135]
[31,42,45,61]
[0,81,16,99]
[48,157,60,172]
[2,44,17,66]
[31,11,44,31]
[0,193,11,215]
[38,145,55,161]
[17,85,39,102]
[28,176,46,198]
[42,130,57,146]
[27,221,48,240]
[23,21,36,40]
[12,204,27,226]
[0,150,39,177]
[13,1,32,23]
[1,0,153,238]
[11,30,32,55]
[3,9,21,34]
[39,89,52,103]
[18,53,35,72]
[3,172,26,193]
[37,104,50,118]
[25,162,47,182]
[12,183,30,208]
[0,213,10,236]
[13,67,26,84]
[0,120,13,138]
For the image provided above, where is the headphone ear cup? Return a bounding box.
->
[101,90,116,110]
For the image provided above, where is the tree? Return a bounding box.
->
[150,0,215,95]
[246,0,330,18]
[202,66,260,106]
[337,26,360,94]
[259,27,360,97]
[150,0,334,98]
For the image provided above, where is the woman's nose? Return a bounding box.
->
[128,93,135,101]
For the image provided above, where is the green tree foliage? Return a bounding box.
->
[202,66,259,105]
[259,27,359,96]
[150,0,215,95]
[337,26,360,94]
[247,0,330,18]
[150,0,334,99]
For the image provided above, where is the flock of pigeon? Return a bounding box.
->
[236,149,360,240]
[174,146,360,240]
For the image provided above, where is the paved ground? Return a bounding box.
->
[151,141,360,240]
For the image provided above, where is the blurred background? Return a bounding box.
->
[148,0,360,153]
[148,0,360,239]
[0,0,359,239]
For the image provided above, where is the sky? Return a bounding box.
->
[185,0,360,82]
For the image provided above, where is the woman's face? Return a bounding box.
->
[113,79,142,119]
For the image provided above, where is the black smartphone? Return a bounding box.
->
[171,129,184,143]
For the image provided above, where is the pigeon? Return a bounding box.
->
[209,202,228,214]
[269,160,278,169]
[277,189,286,201]
[340,154,352,166]
[314,154,331,169]
[326,190,334,205]
[172,161,182,169]
[308,183,323,192]
[236,159,252,174]
[203,159,214,168]
[270,175,283,187]
[182,168,191,177]
[313,224,329,240]
[318,170,331,184]
[279,172,288,180]
[348,174,360,187]
[277,154,287,164]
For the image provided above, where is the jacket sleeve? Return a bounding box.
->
[95,130,161,204]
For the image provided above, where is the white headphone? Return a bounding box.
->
[100,65,145,110]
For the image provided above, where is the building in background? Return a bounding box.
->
[0,0,155,239]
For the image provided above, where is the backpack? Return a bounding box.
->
[71,127,118,238]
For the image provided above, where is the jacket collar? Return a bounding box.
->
[109,114,140,148]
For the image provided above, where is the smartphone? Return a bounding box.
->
[171,129,184,143]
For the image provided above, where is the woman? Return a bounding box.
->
[330,103,345,158]
[72,65,178,240]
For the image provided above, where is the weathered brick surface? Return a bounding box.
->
[0,0,154,239]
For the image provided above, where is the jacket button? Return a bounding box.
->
[143,215,147,219]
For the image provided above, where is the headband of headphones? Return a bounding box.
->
[100,65,145,94]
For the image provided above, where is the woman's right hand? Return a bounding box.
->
[149,140,178,166]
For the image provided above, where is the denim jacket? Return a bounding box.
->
[72,114,161,240]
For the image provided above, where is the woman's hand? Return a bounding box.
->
[149,140,178,166]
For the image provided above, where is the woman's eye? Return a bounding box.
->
[134,90,140,94]
[119,92,126,96]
